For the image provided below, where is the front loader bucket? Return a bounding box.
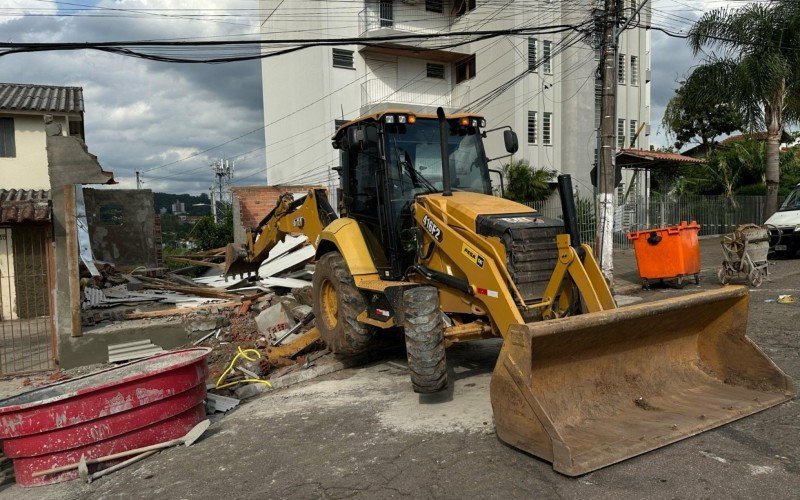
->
[223,243,260,277]
[491,286,794,476]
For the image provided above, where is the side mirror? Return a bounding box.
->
[346,125,378,151]
[504,130,519,154]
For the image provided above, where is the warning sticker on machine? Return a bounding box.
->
[462,243,485,268]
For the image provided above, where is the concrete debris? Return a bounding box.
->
[255,303,296,338]
[206,393,240,413]
[107,340,164,363]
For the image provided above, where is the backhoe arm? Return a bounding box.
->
[224,188,336,276]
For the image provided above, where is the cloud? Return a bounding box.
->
[1,1,265,194]
[648,0,727,149]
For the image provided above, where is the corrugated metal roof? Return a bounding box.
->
[618,149,705,165]
[0,83,83,114]
[0,189,51,223]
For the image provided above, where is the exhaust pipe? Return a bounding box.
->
[557,174,582,256]
[437,107,452,197]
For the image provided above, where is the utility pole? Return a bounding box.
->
[211,159,234,220]
[597,0,619,287]
[135,171,142,190]
[210,186,218,224]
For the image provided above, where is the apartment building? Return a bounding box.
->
[260,1,651,199]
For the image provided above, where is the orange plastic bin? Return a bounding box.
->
[626,221,701,288]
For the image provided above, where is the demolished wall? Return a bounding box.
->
[82,188,159,270]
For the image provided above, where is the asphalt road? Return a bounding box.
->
[3,246,799,499]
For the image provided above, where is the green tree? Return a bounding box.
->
[189,209,233,250]
[662,76,745,151]
[501,159,556,203]
[687,1,800,219]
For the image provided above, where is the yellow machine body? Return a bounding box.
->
[224,111,794,476]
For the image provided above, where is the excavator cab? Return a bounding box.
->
[333,110,507,280]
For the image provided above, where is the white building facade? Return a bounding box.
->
[260,1,651,199]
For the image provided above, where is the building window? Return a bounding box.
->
[542,40,552,74]
[426,0,443,13]
[453,0,476,17]
[629,120,638,147]
[332,49,354,69]
[618,53,626,84]
[0,118,14,158]
[334,119,348,132]
[379,1,393,28]
[543,112,552,146]
[617,118,626,148]
[527,38,537,71]
[527,111,537,144]
[427,63,445,79]
[630,55,639,86]
[455,55,476,84]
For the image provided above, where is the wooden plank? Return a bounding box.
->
[260,276,313,289]
[141,283,241,299]
[64,184,82,338]
[123,300,241,320]
[165,256,225,269]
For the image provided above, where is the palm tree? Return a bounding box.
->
[687,1,800,219]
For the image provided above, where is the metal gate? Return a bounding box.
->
[0,225,56,375]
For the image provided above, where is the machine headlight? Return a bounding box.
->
[398,115,407,124]
[385,115,395,123]
[794,224,800,232]
[479,118,487,128]
[471,119,478,127]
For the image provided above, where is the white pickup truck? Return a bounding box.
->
[766,183,800,257]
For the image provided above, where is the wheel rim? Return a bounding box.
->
[319,279,338,329]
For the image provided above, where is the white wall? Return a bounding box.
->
[0,114,49,190]
[260,0,652,199]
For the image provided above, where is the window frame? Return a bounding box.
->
[425,0,443,13]
[542,40,552,74]
[630,55,639,86]
[629,119,638,147]
[542,112,553,146]
[332,48,355,69]
[527,38,538,71]
[0,117,15,158]
[426,63,446,79]
[617,118,626,149]
[527,111,537,145]
[618,53,626,85]
[455,55,476,84]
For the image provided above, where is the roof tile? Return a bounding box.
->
[0,83,83,114]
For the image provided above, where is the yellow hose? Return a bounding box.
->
[215,346,273,390]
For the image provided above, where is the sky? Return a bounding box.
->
[0,0,724,194]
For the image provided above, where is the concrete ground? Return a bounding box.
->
[2,239,799,499]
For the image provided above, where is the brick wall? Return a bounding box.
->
[230,185,322,245]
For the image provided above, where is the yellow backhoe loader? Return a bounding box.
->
[225,108,794,476]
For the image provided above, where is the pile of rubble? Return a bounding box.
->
[79,235,327,402]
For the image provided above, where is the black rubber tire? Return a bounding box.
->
[312,251,373,355]
[402,286,447,393]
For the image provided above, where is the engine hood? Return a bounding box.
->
[419,192,538,231]
[765,209,800,228]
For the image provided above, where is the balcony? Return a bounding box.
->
[361,78,470,111]
[358,2,453,38]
